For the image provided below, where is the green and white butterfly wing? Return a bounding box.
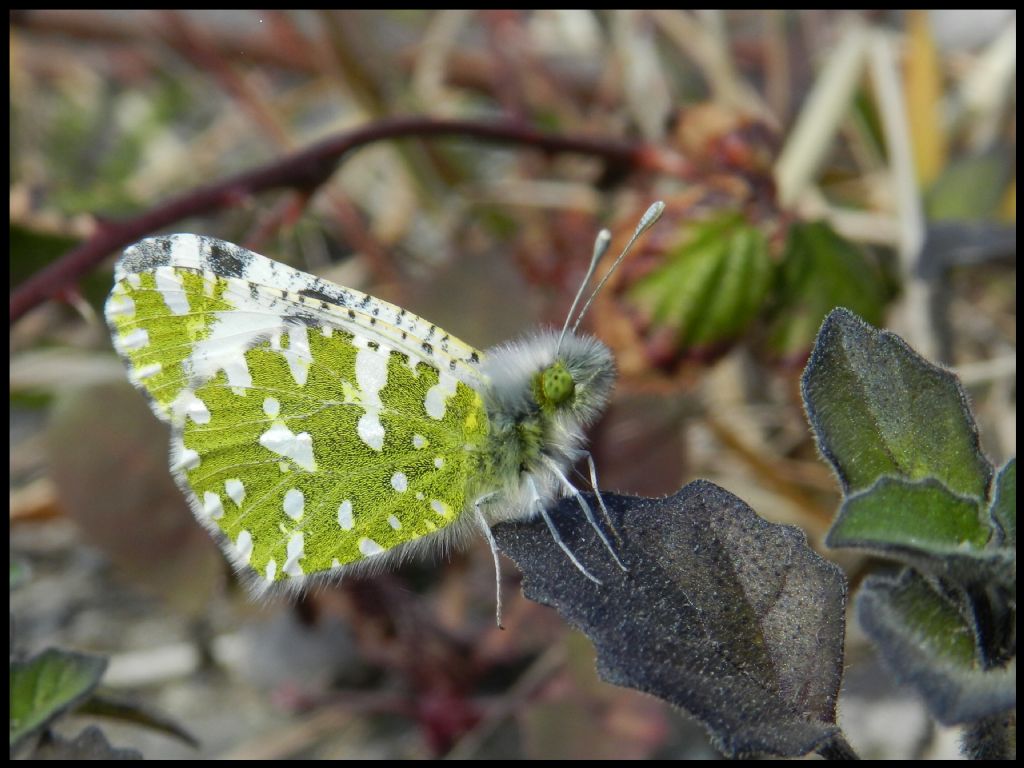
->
[106,234,490,593]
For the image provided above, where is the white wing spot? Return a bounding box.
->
[263,397,280,417]
[259,422,316,471]
[125,272,141,288]
[175,390,211,424]
[430,500,450,517]
[425,372,457,420]
[433,457,444,469]
[120,327,149,350]
[357,413,385,452]
[359,538,384,557]
[265,558,277,582]
[172,447,200,472]
[283,532,305,578]
[354,342,389,450]
[338,500,354,530]
[203,492,225,520]
[235,530,253,564]
[188,311,257,391]
[132,363,162,382]
[281,324,311,387]
[391,472,408,493]
[155,266,190,315]
[225,478,246,507]
[107,294,135,318]
[416,492,425,500]
[388,514,402,530]
[283,488,305,520]
[412,434,426,449]
[322,326,333,338]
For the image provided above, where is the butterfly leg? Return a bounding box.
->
[473,493,504,629]
[529,476,603,586]
[586,453,629,560]
[544,459,628,572]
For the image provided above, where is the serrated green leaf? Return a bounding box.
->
[767,221,887,358]
[10,649,108,751]
[626,212,773,351]
[858,570,1016,724]
[801,308,993,498]
[989,459,1015,547]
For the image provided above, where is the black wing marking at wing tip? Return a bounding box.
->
[205,239,251,279]
[121,236,174,272]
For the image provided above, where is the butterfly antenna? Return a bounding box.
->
[556,229,612,355]
[570,201,666,336]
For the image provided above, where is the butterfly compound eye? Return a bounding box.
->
[540,361,575,406]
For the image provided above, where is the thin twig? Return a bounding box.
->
[10,116,691,323]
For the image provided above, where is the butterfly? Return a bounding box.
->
[105,202,664,625]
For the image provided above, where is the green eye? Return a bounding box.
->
[540,362,575,405]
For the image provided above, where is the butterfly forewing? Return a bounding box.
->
[106,235,490,591]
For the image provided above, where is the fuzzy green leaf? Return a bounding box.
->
[801,308,992,498]
[858,570,1016,724]
[829,476,990,551]
[10,649,107,751]
[767,221,887,358]
[626,213,773,351]
[989,458,1015,547]
[826,477,1012,584]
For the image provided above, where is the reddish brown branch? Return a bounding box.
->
[10,116,691,323]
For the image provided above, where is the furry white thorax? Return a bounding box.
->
[474,329,616,527]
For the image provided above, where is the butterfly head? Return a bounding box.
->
[483,329,614,434]
[531,333,615,425]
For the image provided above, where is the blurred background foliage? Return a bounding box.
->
[9,9,1015,759]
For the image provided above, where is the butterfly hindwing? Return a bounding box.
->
[106,235,490,591]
